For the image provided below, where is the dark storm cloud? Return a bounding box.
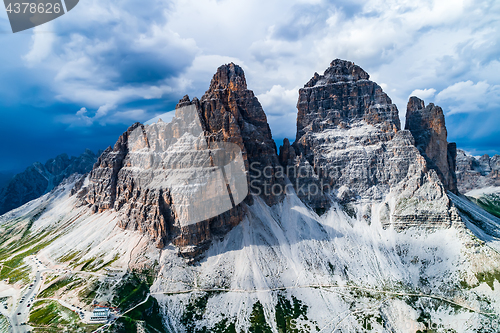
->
[1,0,499,174]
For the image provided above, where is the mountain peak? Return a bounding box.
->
[405,97,458,193]
[208,62,247,92]
[305,59,370,87]
[296,59,400,141]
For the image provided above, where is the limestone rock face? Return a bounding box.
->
[456,150,500,193]
[281,59,462,231]
[76,63,284,255]
[181,63,286,206]
[389,169,462,230]
[404,96,458,193]
[285,59,422,207]
[296,59,400,141]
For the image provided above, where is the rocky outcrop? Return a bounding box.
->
[283,59,423,208]
[281,59,463,231]
[456,150,500,193]
[404,97,458,193]
[296,59,400,140]
[389,169,462,230]
[76,60,469,253]
[77,63,284,255]
[0,149,98,215]
[181,63,286,206]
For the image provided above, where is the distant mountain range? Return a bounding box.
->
[456,149,500,193]
[0,149,98,215]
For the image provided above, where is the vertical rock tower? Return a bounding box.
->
[76,63,285,256]
[182,63,286,206]
[280,59,423,207]
[405,96,458,193]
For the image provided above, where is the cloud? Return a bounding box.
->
[21,0,198,124]
[257,85,299,139]
[75,107,93,126]
[409,88,436,100]
[95,104,116,119]
[2,0,500,172]
[436,80,500,114]
[23,24,57,65]
[67,105,146,127]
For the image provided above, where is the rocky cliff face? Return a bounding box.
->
[280,59,461,229]
[0,149,98,215]
[180,63,286,206]
[75,60,466,255]
[456,150,500,193]
[76,63,284,256]
[280,59,421,206]
[405,96,458,193]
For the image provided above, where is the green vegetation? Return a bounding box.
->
[141,261,159,286]
[211,318,237,333]
[180,292,211,332]
[70,253,120,272]
[29,300,75,327]
[469,194,500,219]
[92,254,120,271]
[275,294,317,332]
[57,250,82,265]
[0,210,60,287]
[80,257,97,271]
[114,296,167,333]
[0,252,33,284]
[113,273,150,311]
[29,300,102,333]
[178,292,241,333]
[22,208,46,239]
[249,301,272,333]
[341,203,357,219]
[476,270,500,290]
[0,313,10,332]
[354,314,384,331]
[39,275,81,298]
[78,279,100,304]
[458,269,500,291]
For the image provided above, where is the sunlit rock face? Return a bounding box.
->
[183,63,286,206]
[76,64,284,255]
[75,60,466,255]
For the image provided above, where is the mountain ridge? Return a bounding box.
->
[0,149,99,215]
[0,60,499,332]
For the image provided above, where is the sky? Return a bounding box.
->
[0,0,499,173]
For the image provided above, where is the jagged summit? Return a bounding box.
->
[405,96,458,193]
[282,61,462,232]
[2,60,500,332]
[75,63,284,255]
[207,62,248,92]
[297,59,400,140]
[305,59,370,88]
[456,149,500,193]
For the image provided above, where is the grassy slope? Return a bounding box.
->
[469,193,500,219]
